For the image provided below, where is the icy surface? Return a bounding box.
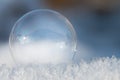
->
[0,57,120,80]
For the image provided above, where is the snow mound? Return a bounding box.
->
[0,56,120,80]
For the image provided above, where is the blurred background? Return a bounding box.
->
[0,0,120,64]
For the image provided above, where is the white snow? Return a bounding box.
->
[0,43,120,80]
[0,57,120,79]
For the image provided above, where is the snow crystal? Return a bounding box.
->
[0,56,120,80]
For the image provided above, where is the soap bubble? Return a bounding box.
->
[9,9,77,65]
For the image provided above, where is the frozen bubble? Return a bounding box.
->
[9,9,77,65]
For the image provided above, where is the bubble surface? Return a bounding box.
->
[9,9,77,64]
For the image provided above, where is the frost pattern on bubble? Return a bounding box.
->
[0,57,120,80]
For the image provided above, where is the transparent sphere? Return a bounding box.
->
[9,9,77,64]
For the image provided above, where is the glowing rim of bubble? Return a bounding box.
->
[9,9,77,64]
